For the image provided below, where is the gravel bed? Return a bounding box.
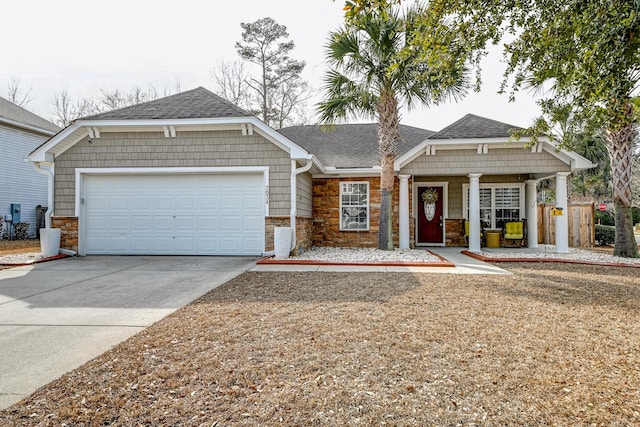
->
[291,247,443,263]
[2,246,639,266]
[0,252,45,265]
[479,244,640,265]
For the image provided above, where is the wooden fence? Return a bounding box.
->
[537,203,595,247]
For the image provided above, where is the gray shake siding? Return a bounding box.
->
[54,130,292,216]
[401,148,569,176]
[296,171,313,217]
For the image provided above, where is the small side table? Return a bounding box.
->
[485,230,502,248]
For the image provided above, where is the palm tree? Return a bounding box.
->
[317,3,468,250]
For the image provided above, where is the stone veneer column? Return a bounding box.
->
[468,173,482,253]
[525,179,539,249]
[398,175,411,249]
[555,172,570,253]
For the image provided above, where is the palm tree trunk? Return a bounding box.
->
[605,103,639,258]
[376,89,400,251]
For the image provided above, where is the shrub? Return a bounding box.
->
[595,209,615,226]
[595,224,616,246]
[14,222,30,240]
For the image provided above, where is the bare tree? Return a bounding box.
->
[51,82,182,127]
[51,91,102,127]
[271,78,311,128]
[7,76,32,107]
[211,60,252,110]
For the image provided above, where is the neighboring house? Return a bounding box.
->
[28,87,594,255]
[0,96,60,238]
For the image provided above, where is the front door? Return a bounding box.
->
[417,186,444,245]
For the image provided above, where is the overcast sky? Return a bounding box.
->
[3,0,542,131]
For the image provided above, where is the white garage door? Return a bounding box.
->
[84,174,265,255]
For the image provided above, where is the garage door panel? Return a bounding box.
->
[85,173,265,255]
[197,216,219,231]
[153,195,174,210]
[176,216,197,232]
[243,194,264,210]
[153,216,174,232]
[220,195,242,210]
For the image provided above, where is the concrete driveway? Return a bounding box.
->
[0,255,257,410]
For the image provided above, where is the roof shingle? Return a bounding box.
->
[428,113,523,140]
[0,96,60,134]
[83,87,252,120]
[279,124,435,168]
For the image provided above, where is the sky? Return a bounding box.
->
[2,0,542,131]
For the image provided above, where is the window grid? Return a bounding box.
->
[465,185,523,229]
[340,182,369,231]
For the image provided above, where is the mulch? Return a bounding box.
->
[1,263,639,426]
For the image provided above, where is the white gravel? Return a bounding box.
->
[2,246,639,266]
[479,244,640,265]
[290,247,444,263]
[289,245,640,265]
[0,252,47,265]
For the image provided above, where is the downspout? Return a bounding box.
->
[290,158,313,252]
[33,162,54,228]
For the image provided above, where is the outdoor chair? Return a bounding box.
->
[463,219,484,246]
[503,219,526,247]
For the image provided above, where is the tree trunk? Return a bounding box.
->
[376,89,400,251]
[605,105,639,258]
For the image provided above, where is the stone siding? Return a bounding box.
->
[265,216,313,255]
[445,218,466,247]
[312,177,405,248]
[51,216,78,251]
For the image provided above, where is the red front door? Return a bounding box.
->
[417,186,444,245]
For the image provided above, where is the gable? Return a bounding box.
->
[29,88,313,164]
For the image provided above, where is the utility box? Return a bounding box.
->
[10,204,21,224]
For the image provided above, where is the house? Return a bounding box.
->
[28,87,594,255]
[0,96,60,238]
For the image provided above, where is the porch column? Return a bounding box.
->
[555,172,571,253]
[468,173,483,253]
[525,179,539,249]
[398,174,411,249]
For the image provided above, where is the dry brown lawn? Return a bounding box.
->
[1,264,639,426]
[0,240,40,255]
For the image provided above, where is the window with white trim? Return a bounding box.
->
[340,182,369,230]
[463,183,524,229]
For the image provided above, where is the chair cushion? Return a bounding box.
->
[504,222,523,239]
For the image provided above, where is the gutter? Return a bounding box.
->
[32,162,54,228]
[290,158,313,252]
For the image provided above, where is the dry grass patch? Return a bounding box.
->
[1,264,639,425]
[0,240,40,255]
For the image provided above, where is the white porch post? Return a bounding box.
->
[468,173,482,253]
[555,172,570,253]
[398,174,411,249]
[525,179,539,249]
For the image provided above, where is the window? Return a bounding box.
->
[463,184,524,229]
[340,182,369,230]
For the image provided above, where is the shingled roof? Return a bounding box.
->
[428,113,523,140]
[0,96,59,135]
[279,124,435,168]
[83,87,252,121]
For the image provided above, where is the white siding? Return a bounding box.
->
[0,125,49,238]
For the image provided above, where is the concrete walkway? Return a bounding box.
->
[0,255,257,410]
[251,247,510,275]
